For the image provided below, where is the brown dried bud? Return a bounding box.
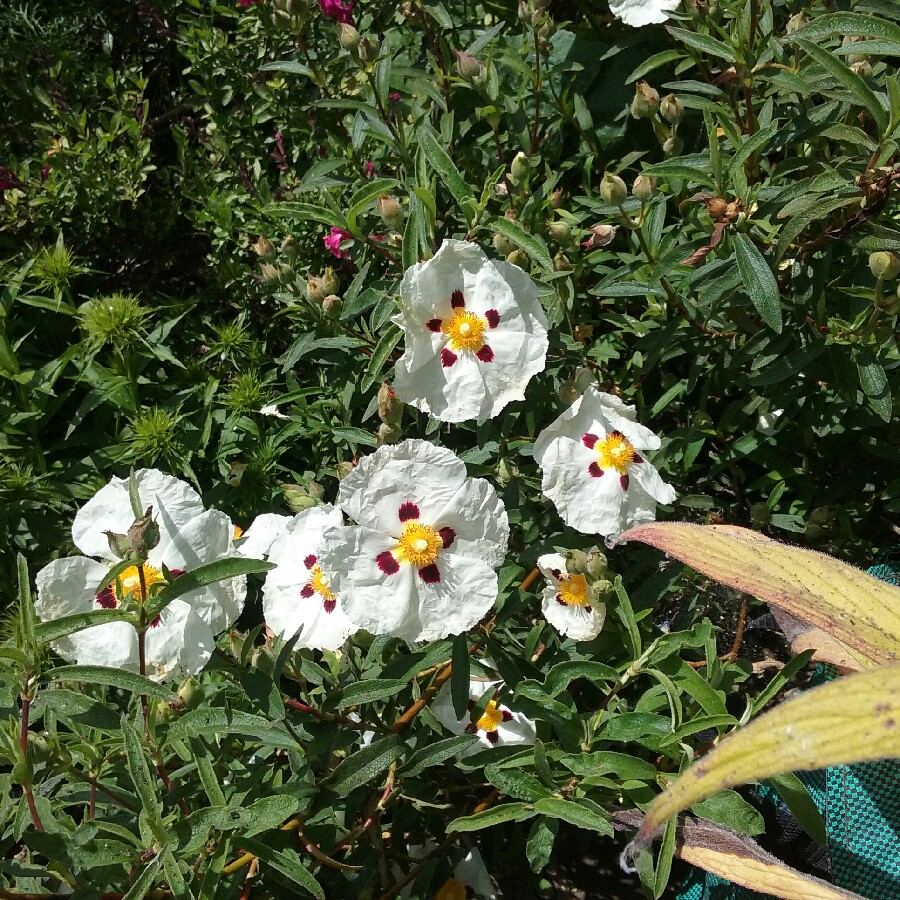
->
[251,236,276,260]
[378,194,405,229]
[582,224,617,250]
[377,380,403,425]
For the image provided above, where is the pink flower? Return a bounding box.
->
[324,226,353,259]
[238,0,262,7]
[363,161,376,178]
[319,0,354,24]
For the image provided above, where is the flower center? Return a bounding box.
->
[308,564,335,602]
[442,309,486,352]
[476,700,504,733]
[118,564,165,601]
[597,431,636,474]
[435,878,469,900]
[557,573,591,607]
[395,522,443,568]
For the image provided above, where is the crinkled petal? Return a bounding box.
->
[609,0,680,26]
[433,476,509,569]
[237,513,293,559]
[143,599,216,681]
[337,440,467,533]
[57,620,139,671]
[454,848,498,900]
[73,469,204,560]
[541,588,607,641]
[536,552,566,584]
[495,711,538,747]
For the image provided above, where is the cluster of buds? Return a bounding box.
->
[306,267,342,316]
[271,0,308,31]
[563,547,615,597]
[376,380,403,445]
[631,81,684,157]
[869,251,900,314]
[254,234,302,288]
[282,478,325,512]
[104,506,160,561]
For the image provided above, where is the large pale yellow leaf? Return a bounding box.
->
[622,523,900,666]
[627,664,900,849]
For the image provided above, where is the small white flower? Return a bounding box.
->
[243,505,357,651]
[34,469,247,682]
[609,0,680,27]
[259,403,289,419]
[318,439,509,643]
[533,386,676,538]
[756,402,786,436]
[537,553,607,641]
[393,239,549,423]
[431,671,536,752]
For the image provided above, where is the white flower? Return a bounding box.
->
[34,469,246,682]
[242,506,357,651]
[609,0,680,27]
[537,553,607,641]
[431,671,536,752]
[392,239,549,423]
[405,845,497,900]
[318,439,508,643]
[533,386,676,538]
[259,403,288,419]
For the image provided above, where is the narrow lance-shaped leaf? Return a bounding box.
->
[622,523,900,666]
[626,664,900,850]
[733,234,783,333]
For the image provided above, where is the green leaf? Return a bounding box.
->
[727,123,779,184]
[401,735,477,776]
[532,797,613,835]
[259,60,312,77]
[640,161,717,190]
[526,817,558,873]
[796,38,888,136]
[484,765,553,802]
[450,635,470,721]
[129,469,143,518]
[654,817,677,899]
[122,717,167,844]
[346,178,399,234]
[544,660,617,697]
[167,708,301,750]
[666,26,735,63]
[447,802,536,832]
[188,737,226,808]
[765,773,827,846]
[626,50,686,84]
[34,608,131,644]
[486,217,553,271]
[17,554,36,652]
[325,734,403,797]
[855,347,892,422]
[240,839,325,899]
[162,848,188,900]
[331,426,378,449]
[121,853,163,900]
[268,202,347,231]
[691,790,765,836]
[795,12,900,45]
[45,666,177,701]
[417,126,474,211]
[337,678,408,708]
[361,324,402,393]
[733,234,783,333]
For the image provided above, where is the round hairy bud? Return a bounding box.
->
[376,422,403,445]
[582,223,617,251]
[506,249,530,270]
[455,50,482,80]
[600,172,627,206]
[377,380,403,425]
[548,220,571,243]
[632,174,656,201]
[492,232,515,255]
[251,236,276,260]
[659,93,684,125]
[550,188,564,209]
[662,134,684,156]
[510,151,531,185]
[786,11,808,34]
[280,235,298,258]
[338,23,359,52]
[631,81,660,119]
[322,294,343,317]
[378,194,405,229]
[869,251,900,280]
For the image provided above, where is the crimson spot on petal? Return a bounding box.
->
[502,709,513,722]
[633,452,644,464]
[555,594,566,605]
[551,568,562,579]
[485,730,499,744]
[485,309,500,328]
[300,585,315,598]
[303,554,317,569]
[398,501,420,522]
[377,551,400,576]
[475,345,494,363]
[582,433,599,449]
[149,614,162,629]
[426,318,442,332]
[418,563,441,584]
[324,599,337,613]
[95,586,117,609]
[620,474,630,491]
[168,568,185,579]
[439,526,456,548]
[610,429,625,439]
[585,605,593,613]
[441,348,458,368]
[588,462,604,478]
[450,289,465,308]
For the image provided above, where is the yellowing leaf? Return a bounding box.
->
[628,664,900,848]
[622,523,900,667]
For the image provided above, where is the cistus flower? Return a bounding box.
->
[319,0,354,23]
[239,506,357,650]
[432,670,536,751]
[34,470,247,681]
[317,440,509,643]
[323,226,353,259]
[609,0,680,27]
[405,846,497,900]
[533,387,676,538]
[392,239,549,423]
[537,552,607,641]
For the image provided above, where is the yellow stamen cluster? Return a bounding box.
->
[442,309,487,352]
[597,432,636,474]
[476,699,504,733]
[308,564,335,601]
[118,564,165,600]
[557,573,591,607]
[435,878,468,900]
[395,521,443,568]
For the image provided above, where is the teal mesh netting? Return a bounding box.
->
[674,547,900,900]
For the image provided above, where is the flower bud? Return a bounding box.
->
[600,172,627,206]
[335,460,355,480]
[506,249,529,270]
[277,263,296,285]
[250,646,274,676]
[869,251,900,280]
[805,521,824,541]
[378,194,405,230]
[251,235,276,260]
[631,81,660,119]
[786,11,807,35]
[357,37,380,67]
[376,422,403,445]
[282,483,320,512]
[842,35,868,66]
[492,181,509,198]
[307,274,327,303]
[553,251,571,271]
[338,23,359,52]
[321,266,339,295]
[585,547,609,579]
[850,60,872,78]
[104,529,133,560]
[582,223,617,251]
[261,263,281,285]
[455,50,482,80]
[632,174,656,202]
[280,235,298,258]
[496,457,519,486]
[509,151,530,185]
[177,676,205,711]
[550,188,564,209]
[479,106,501,130]
[659,93,683,125]
[548,220,571,243]
[662,134,683,156]
[377,380,403,425]
[492,232,515,255]
[322,294,343,317]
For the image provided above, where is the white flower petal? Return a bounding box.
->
[433,476,509,569]
[238,513,294,559]
[454,848,498,900]
[609,0,680,27]
[541,587,606,642]
[143,600,216,681]
[59,620,140,671]
[73,469,204,560]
